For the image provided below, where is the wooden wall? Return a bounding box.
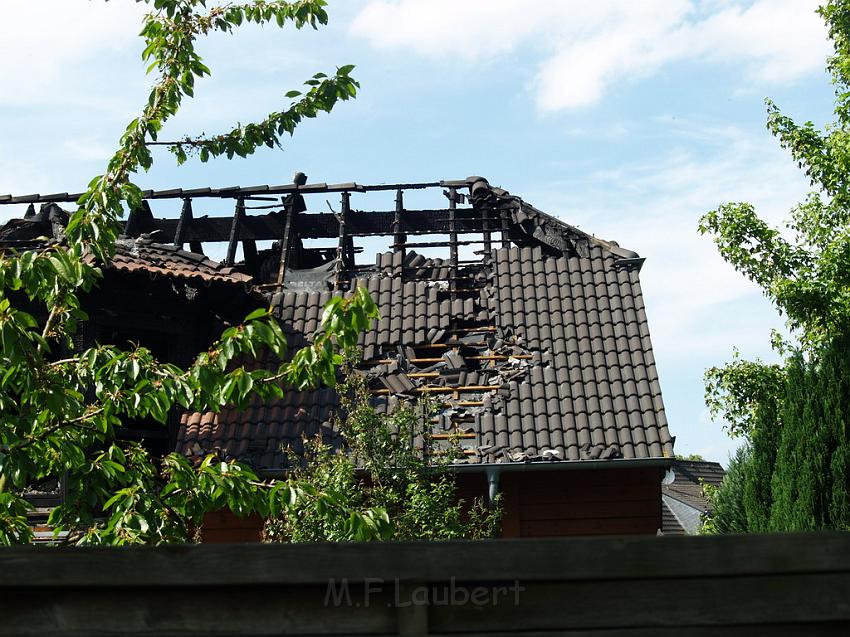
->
[2,533,849,635]
[201,466,665,542]
[456,466,664,538]
[201,509,263,543]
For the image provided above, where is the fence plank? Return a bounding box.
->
[3,533,849,588]
[1,533,849,635]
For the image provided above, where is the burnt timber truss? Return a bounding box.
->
[0,176,641,303]
[0,176,629,281]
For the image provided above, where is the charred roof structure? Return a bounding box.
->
[1,176,678,538]
[0,174,681,541]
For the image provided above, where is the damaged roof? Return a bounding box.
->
[174,177,675,470]
[0,176,676,471]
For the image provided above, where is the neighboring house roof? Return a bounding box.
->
[661,460,725,535]
[661,499,687,535]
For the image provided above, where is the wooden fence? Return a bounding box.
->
[1,533,849,635]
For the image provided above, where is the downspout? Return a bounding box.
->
[485,466,501,504]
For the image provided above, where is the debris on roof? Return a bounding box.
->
[0,175,676,472]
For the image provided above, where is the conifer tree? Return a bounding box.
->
[700,0,850,532]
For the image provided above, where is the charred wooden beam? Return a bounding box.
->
[393,188,405,258]
[242,239,258,273]
[0,179,482,205]
[334,191,351,291]
[225,197,245,265]
[142,208,487,243]
[344,235,355,271]
[275,207,297,289]
[391,239,483,249]
[124,201,154,238]
[483,203,492,254]
[448,187,459,302]
[173,198,193,248]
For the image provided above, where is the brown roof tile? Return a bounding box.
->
[107,239,252,285]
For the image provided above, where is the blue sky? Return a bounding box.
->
[0,0,837,464]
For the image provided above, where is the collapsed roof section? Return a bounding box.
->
[0,176,675,469]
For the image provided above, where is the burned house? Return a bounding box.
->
[0,176,676,539]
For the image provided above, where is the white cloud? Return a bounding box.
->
[0,0,146,107]
[680,0,829,84]
[350,0,552,61]
[351,0,829,111]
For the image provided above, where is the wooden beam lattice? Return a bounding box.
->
[122,209,496,244]
[362,354,532,365]
[370,385,501,396]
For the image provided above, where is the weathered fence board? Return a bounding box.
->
[0,533,848,636]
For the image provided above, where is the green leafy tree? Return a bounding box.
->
[266,373,501,542]
[699,0,850,533]
[0,0,383,545]
[703,354,784,532]
[674,454,706,462]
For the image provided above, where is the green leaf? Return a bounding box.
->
[244,307,269,322]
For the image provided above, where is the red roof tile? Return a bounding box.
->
[108,239,252,285]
